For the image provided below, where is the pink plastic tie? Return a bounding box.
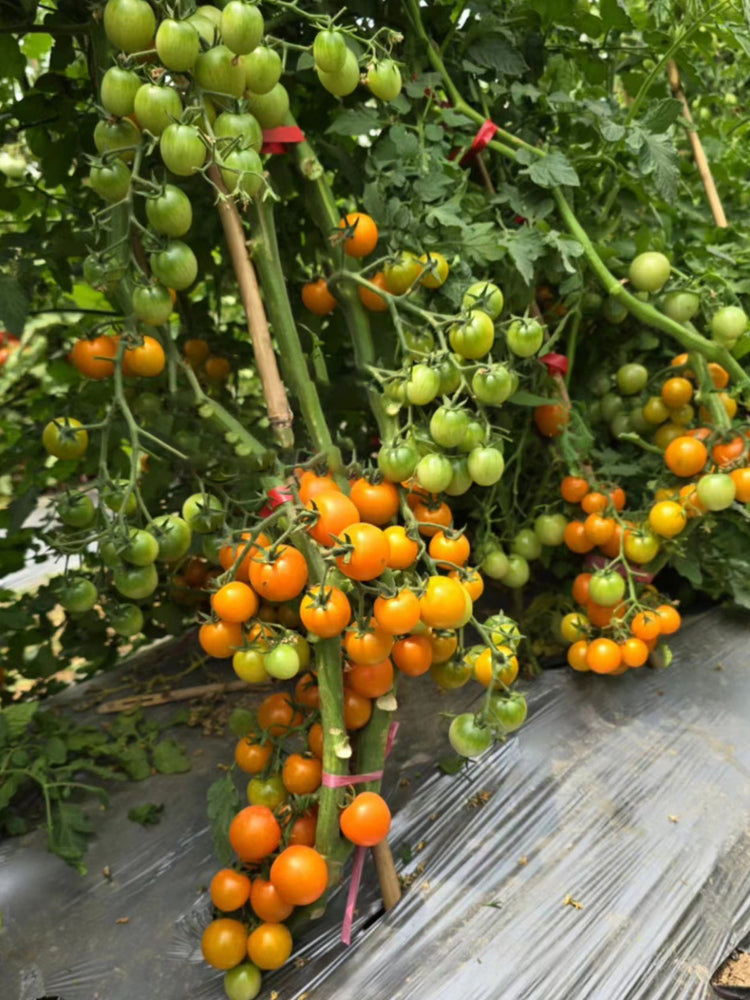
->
[337,721,400,945]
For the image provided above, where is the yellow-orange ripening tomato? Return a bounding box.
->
[339,212,379,257]
[302,278,336,315]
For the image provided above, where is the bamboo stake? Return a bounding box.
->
[208,165,295,447]
[96,680,254,714]
[667,59,728,228]
[372,839,402,909]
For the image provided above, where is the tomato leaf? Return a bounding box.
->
[1,702,38,742]
[47,802,94,872]
[438,755,466,775]
[152,739,191,774]
[466,37,527,78]
[599,0,632,30]
[637,130,680,200]
[128,802,165,827]
[520,150,580,189]
[327,108,380,136]
[119,745,151,781]
[0,274,30,337]
[207,773,241,866]
[641,98,684,134]
[229,708,257,738]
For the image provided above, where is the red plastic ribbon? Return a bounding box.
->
[335,721,400,946]
[261,125,305,155]
[470,119,499,155]
[540,352,569,377]
[259,485,293,518]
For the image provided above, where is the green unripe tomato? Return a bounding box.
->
[224,962,262,1000]
[448,713,493,758]
[221,1,264,56]
[467,446,504,486]
[429,406,469,449]
[181,492,225,533]
[100,66,141,117]
[366,59,402,102]
[462,281,504,319]
[445,457,473,497]
[662,290,700,323]
[616,362,648,395]
[629,251,671,293]
[711,305,748,346]
[313,30,347,73]
[696,472,737,511]
[264,644,301,680]
[533,513,567,547]
[416,453,454,494]
[60,577,98,613]
[511,528,542,561]
[109,603,145,637]
[405,364,440,406]
[602,295,628,324]
[123,528,159,566]
[243,46,282,95]
[502,554,530,589]
[481,547,509,580]
[101,480,138,516]
[58,493,96,528]
[506,318,544,358]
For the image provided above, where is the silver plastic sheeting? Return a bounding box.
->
[1,607,749,1000]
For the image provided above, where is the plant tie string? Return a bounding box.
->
[449,119,498,166]
[321,721,400,945]
[261,125,305,155]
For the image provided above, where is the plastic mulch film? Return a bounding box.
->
[2,607,750,1000]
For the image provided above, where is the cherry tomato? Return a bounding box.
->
[340,791,391,846]
[270,845,328,905]
[201,918,247,971]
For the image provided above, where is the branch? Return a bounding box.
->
[207,164,294,449]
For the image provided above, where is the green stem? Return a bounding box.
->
[551,189,750,389]
[246,196,343,472]
[355,705,394,794]
[689,350,731,432]
[181,361,267,457]
[285,123,398,441]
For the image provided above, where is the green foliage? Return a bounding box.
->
[0,703,190,871]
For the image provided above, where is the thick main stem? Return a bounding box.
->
[207,165,294,449]
[246,196,343,472]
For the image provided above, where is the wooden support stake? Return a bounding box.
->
[96,679,255,714]
[208,165,295,446]
[372,838,402,910]
[667,59,728,228]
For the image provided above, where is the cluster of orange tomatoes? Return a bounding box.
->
[557,472,683,675]
[639,353,737,450]
[195,466,525,990]
[183,336,233,382]
[301,210,451,318]
[202,750,390,983]
[69,331,166,379]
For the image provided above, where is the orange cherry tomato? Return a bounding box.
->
[302,278,336,316]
